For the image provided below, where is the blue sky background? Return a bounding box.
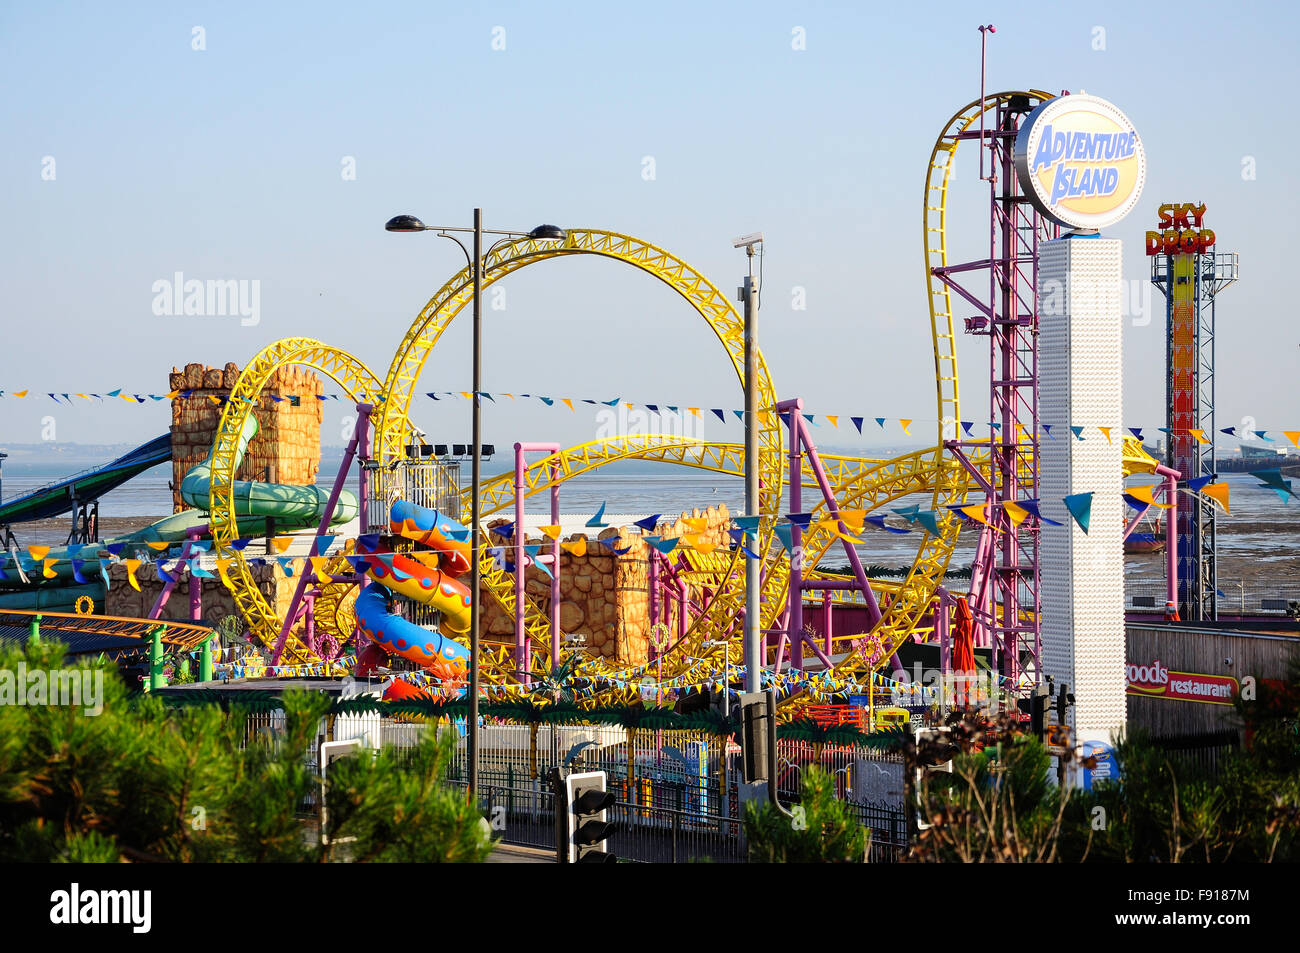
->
[1,1,1294,453]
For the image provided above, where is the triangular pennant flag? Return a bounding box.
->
[1190,429,1208,445]
[1070,426,1085,440]
[1002,501,1029,527]
[146,541,170,552]
[892,505,921,522]
[310,556,329,577]
[1129,427,1144,441]
[316,534,336,553]
[191,562,215,578]
[837,509,865,532]
[1250,469,1294,495]
[1269,485,1293,504]
[645,404,658,413]
[633,514,662,532]
[71,559,90,585]
[600,538,631,555]
[42,558,59,579]
[851,416,864,433]
[773,524,794,552]
[1125,485,1171,509]
[538,524,562,540]
[826,415,839,428]
[1185,474,1215,493]
[961,421,975,436]
[959,504,997,530]
[785,513,813,528]
[1099,426,1112,444]
[125,559,142,591]
[899,419,912,435]
[277,557,295,576]
[1063,492,1094,533]
[682,517,708,532]
[1043,424,1054,439]
[272,536,293,554]
[732,515,761,533]
[105,542,126,556]
[492,521,515,540]
[1258,431,1273,442]
[645,536,679,555]
[27,545,49,561]
[216,558,234,587]
[875,417,886,429]
[229,538,252,551]
[733,410,745,422]
[585,502,608,528]
[865,515,910,535]
[561,538,588,557]
[540,397,554,406]
[688,407,701,418]
[447,528,470,542]
[1202,482,1230,514]
[989,422,1001,432]
[711,409,726,423]
[561,398,574,412]
[915,510,942,536]
[1220,427,1236,436]
[1285,432,1300,449]
[690,537,718,555]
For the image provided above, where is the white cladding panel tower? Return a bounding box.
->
[1038,236,1127,745]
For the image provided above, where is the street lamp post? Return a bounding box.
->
[385,212,566,809]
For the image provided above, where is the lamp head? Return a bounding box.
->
[527,224,567,241]
[385,214,428,232]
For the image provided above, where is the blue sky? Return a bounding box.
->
[2,1,1295,453]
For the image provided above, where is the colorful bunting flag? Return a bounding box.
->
[1063,492,1094,533]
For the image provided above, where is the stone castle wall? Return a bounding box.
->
[168,362,324,512]
[478,503,732,667]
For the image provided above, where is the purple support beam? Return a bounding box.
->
[649,550,660,627]
[512,443,561,677]
[822,591,832,656]
[148,525,208,620]
[272,404,371,665]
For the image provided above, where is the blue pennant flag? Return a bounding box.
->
[71,560,89,585]
[229,538,252,551]
[892,505,921,522]
[539,397,554,406]
[915,510,942,536]
[645,404,658,413]
[961,421,975,436]
[851,416,864,433]
[1129,427,1144,441]
[316,534,336,553]
[1186,474,1217,493]
[585,502,609,528]
[602,398,620,407]
[157,564,176,584]
[1042,424,1054,439]
[712,409,726,423]
[447,528,470,542]
[865,515,910,535]
[646,536,679,554]
[875,417,886,429]
[357,533,382,551]
[785,513,813,528]
[188,539,211,553]
[633,514,662,532]
[600,538,631,555]
[191,562,215,578]
[732,515,761,533]
[277,557,295,576]
[773,523,794,552]
[1063,492,1094,533]
[1220,426,1236,436]
[105,542,126,556]
[734,410,745,422]
[1070,425,1085,440]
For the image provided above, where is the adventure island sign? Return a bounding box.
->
[1126,658,1238,706]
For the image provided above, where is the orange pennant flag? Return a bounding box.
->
[146,541,170,551]
[1003,501,1030,527]
[125,559,141,591]
[538,525,562,540]
[826,415,839,429]
[1126,484,1172,509]
[561,538,587,557]
[899,419,912,436]
[561,398,574,412]
[1190,429,1209,445]
[461,391,473,400]
[27,545,50,561]
[216,558,234,587]
[692,538,718,555]
[273,536,293,554]
[310,556,329,577]
[835,531,865,545]
[13,390,27,397]
[688,407,701,418]
[1202,482,1230,514]
[120,393,136,401]
[1284,431,1300,449]
[208,395,221,404]
[839,508,866,531]
[42,558,58,579]
[682,517,708,532]
[960,503,999,531]
[1099,426,1113,444]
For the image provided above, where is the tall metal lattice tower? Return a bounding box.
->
[938,92,1058,689]
[1149,207,1237,621]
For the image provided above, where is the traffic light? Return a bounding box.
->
[559,770,618,863]
[1055,682,1074,729]
[1017,683,1051,741]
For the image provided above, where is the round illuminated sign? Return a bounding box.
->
[1013,94,1145,231]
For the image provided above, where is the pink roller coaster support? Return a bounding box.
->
[514,443,561,678]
